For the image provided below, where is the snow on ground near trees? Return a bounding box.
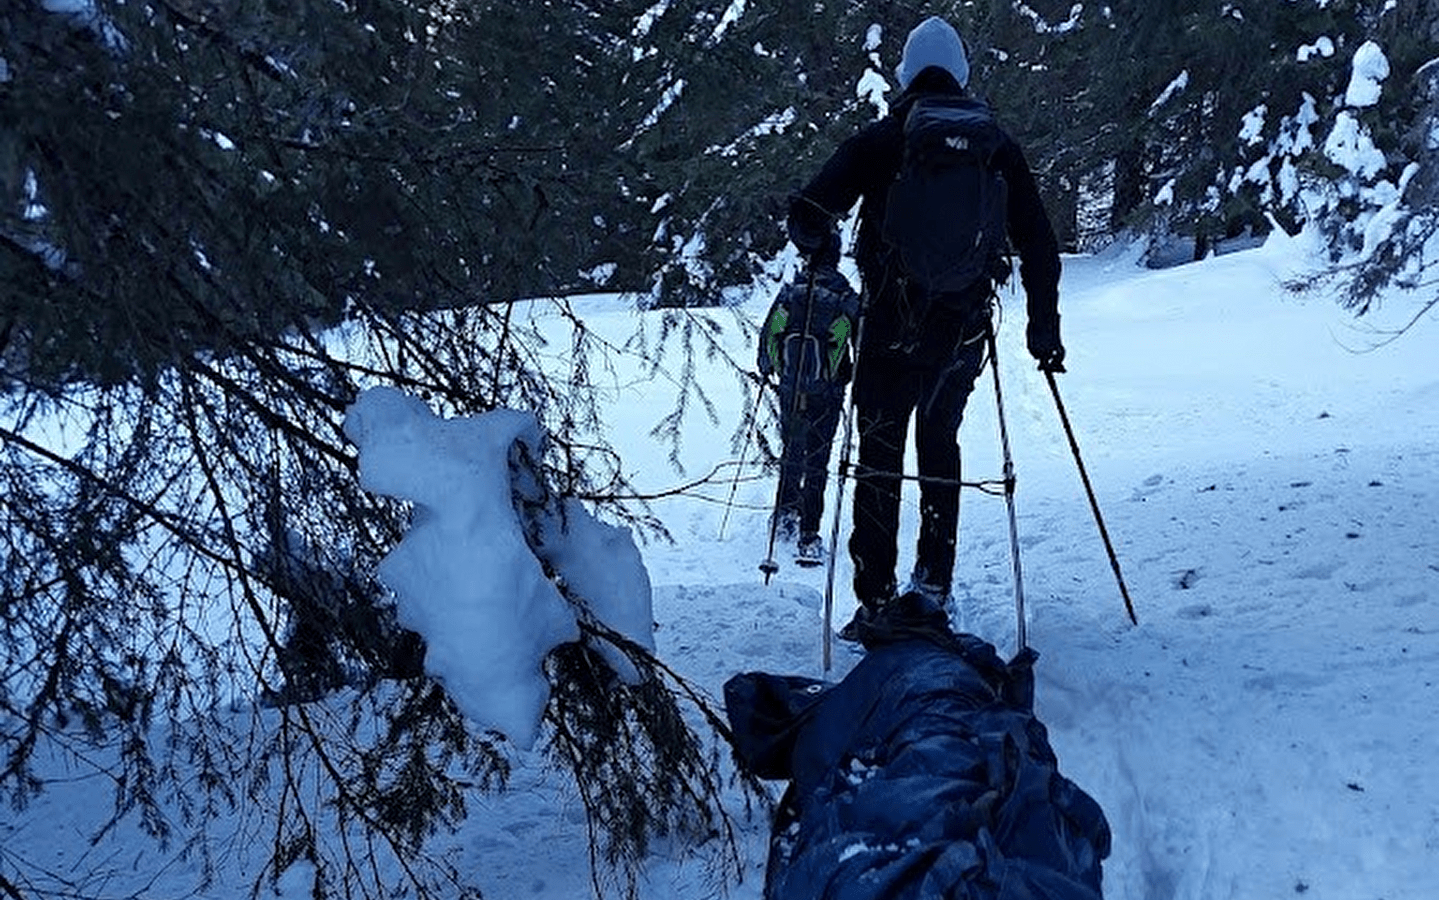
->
[5,230,1438,900]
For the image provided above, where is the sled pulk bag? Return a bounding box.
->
[882,95,1009,296]
[722,609,1112,900]
[760,273,857,394]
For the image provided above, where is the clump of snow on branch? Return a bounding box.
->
[1013,1,1082,34]
[1297,36,1335,63]
[1239,105,1267,146]
[1344,40,1389,109]
[709,0,747,45]
[1150,70,1189,113]
[858,23,890,119]
[1323,111,1386,179]
[343,386,655,750]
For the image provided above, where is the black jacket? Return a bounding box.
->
[787,68,1061,335]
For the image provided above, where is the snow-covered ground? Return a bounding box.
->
[629,234,1439,900]
[5,231,1438,900]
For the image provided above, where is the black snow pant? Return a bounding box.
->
[774,384,845,537]
[849,299,989,607]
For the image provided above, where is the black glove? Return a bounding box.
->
[796,232,841,271]
[788,195,839,267]
[1027,317,1066,373]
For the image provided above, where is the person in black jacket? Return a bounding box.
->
[787,16,1065,626]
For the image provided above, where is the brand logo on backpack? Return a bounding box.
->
[881,95,1009,298]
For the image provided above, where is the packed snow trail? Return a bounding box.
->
[637,237,1439,900]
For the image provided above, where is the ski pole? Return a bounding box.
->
[1044,369,1138,625]
[985,327,1027,652]
[718,374,768,540]
[820,407,851,674]
[760,267,819,583]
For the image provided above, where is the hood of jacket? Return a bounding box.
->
[891,66,968,118]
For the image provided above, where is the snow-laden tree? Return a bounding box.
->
[2,3,768,897]
[1279,2,1439,328]
[914,0,1436,289]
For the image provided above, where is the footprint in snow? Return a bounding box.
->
[1129,473,1168,501]
[1241,669,1332,693]
[1294,560,1342,580]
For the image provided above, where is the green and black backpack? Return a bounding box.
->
[758,268,860,394]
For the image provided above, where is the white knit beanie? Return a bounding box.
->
[894,16,970,90]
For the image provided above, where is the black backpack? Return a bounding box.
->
[758,270,859,394]
[881,94,1009,297]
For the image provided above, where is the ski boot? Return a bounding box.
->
[795,532,825,568]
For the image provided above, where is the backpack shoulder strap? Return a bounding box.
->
[759,292,793,377]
